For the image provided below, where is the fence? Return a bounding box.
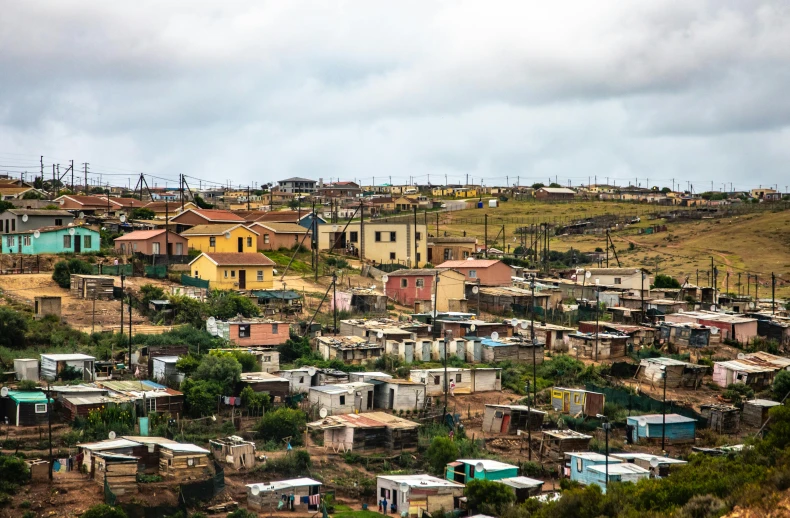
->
[181,274,209,289]
[179,461,225,505]
[93,264,134,276]
[585,382,702,421]
[144,265,168,278]
[134,252,194,265]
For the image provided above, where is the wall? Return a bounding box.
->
[384,271,466,312]
[318,222,429,267]
[186,227,258,253]
[190,255,274,290]
[309,387,375,414]
[0,212,74,233]
[375,383,425,411]
[3,228,100,254]
[227,322,286,346]
[449,262,513,286]
[251,226,307,250]
[115,232,187,256]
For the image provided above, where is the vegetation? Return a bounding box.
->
[653,274,681,289]
[773,370,790,401]
[0,307,28,349]
[252,449,311,477]
[255,407,307,446]
[52,258,93,288]
[129,207,156,220]
[80,504,128,518]
[465,479,515,516]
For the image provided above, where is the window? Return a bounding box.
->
[55,218,63,226]
[63,235,72,248]
[416,252,421,262]
[390,252,396,260]
[614,277,622,285]
[194,270,199,277]
[257,270,264,281]
[238,324,251,338]
[146,398,156,412]
[415,232,421,241]
[231,270,236,278]
[375,231,382,242]
[5,236,13,247]
[120,244,126,254]
[339,395,346,405]
[264,234,270,244]
[573,393,582,404]
[416,278,425,288]
[83,235,92,248]
[444,249,451,260]
[401,278,408,288]
[350,231,358,243]
[390,232,396,241]
[23,236,31,246]
[176,243,183,255]
[272,324,279,334]
[152,242,160,255]
[35,404,47,413]
[299,377,304,384]
[264,355,271,362]
[576,458,583,473]
[247,237,253,247]
[224,270,229,278]
[456,373,462,382]
[434,376,441,385]
[469,270,477,278]
[463,251,470,258]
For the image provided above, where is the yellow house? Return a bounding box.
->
[432,187,452,197]
[317,221,428,267]
[181,224,259,253]
[188,252,275,290]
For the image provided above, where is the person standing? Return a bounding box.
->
[383,497,388,515]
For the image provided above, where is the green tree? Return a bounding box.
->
[52,258,93,288]
[208,290,260,319]
[548,182,562,188]
[424,436,458,475]
[653,274,681,289]
[139,284,165,307]
[0,307,28,349]
[773,370,790,401]
[661,187,672,193]
[22,190,43,200]
[278,334,313,363]
[0,200,15,213]
[255,407,307,446]
[168,295,209,328]
[129,207,156,220]
[193,354,242,393]
[175,355,201,377]
[465,479,515,515]
[180,379,223,417]
[240,385,271,413]
[193,194,214,209]
[722,383,754,408]
[81,504,128,518]
[531,183,545,190]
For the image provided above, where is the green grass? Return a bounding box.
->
[261,249,314,274]
[332,511,382,518]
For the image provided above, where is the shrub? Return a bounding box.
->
[465,479,515,515]
[81,504,128,518]
[424,436,458,475]
[774,370,790,401]
[52,258,93,288]
[16,379,39,391]
[0,307,28,349]
[255,407,307,446]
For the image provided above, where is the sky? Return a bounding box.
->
[1,1,789,192]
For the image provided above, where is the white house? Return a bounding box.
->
[308,382,375,415]
[377,474,465,517]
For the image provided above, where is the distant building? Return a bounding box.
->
[625,414,696,444]
[278,177,317,194]
[377,474,464,516]
[2,225,100,255]
[181,223,258,253]
[435,259,513,286]
[534,187,575,200]
[446,459,518,484]
[188,252,275,290]
[384,268,467,313]
[317,221,428,267]
[0,208,74,234]
[114,229,187,256]
[427,236,477,263]
[308,382,375,415]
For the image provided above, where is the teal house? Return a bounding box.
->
[1,226,100,255]
[446,459,519,484]
[1,390,53,426]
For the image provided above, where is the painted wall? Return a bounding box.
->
[2,228,100,255]
[189,255,274,290]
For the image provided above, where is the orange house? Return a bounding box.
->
[247,222,310,251]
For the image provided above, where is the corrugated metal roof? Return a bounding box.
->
[41,353,95,361]
[746,399,781,407]
[456,459,518,471]
[377,474,464,488]
[627,414,696,424]
[79,439,141,451]
[159,443,209,454]
[246,477,323,492]
[7,390,51,404]
[498,476,544,489]
[588,463,649,475]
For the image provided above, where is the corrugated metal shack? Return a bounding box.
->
[93,452,139,495]
[700,403,740,434]
[539,430,593,461]
[626,414,696,444]
[70,274,115,300]
[158,443,211,481]
[550,387,605,416]
[247,478,322,512]
[482,404,546,434]
[742,399,781,428]
[307,412,419,453]
[568,332,628,360]
[636,357,707,389]
[209,436,256,470]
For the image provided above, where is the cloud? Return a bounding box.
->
[0,0,789,189]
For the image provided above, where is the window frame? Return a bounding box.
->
[257,270,264,281]
[238,324,251,338]
[83,235,92,248]
[63,235,72,248]
[375,231,382,242]
[415,278,425,288]
[209,236,216,247]
[339,395,346,405]
[400,278,408,288]
[469,270,477,278]
[35,403,47,414]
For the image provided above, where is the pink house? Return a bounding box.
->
[435,259,513,286]
[383,268,467,312]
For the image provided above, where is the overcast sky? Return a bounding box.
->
[1,1,789,191]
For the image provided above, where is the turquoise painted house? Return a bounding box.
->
[565,452,649,493]
[625,414,696,445]
[446,459,518,484]
[1,226,100,255]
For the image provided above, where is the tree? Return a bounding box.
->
[175,355,201,376]
[653,274,681,289]
[531,183,545,190]
[287,199,301,210]
[424,436,458,475]
[255,407,307,446]
[193,194,214,209]
[208,291,260,319]
[0,200,15,213]
[240,385,271,414]
[193,354,242,393]
[129,207,156,220]
[52,258,93,288]
[661,187,672,194]
[279,334,313,363]
[180,379,223,417]
[548,182,562,188]
[722,383,754,408]
[80,504,128,518]
[465,479,515,515]
[773,370,790,401]
[0,307,28,349]
[22,190,43,200]
[139,284,166,307]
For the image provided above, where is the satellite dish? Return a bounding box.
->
[585,271,592,279]
[710,305,717,312]
[749,302,756,309]
[470,324,476,332]
[491,331,499,341]
[251,485,261,496]
[649,457,662,468]
[737,353,746,359]
[224,231,232,239]
[22,214,28,222]
[187,458,195,466]
[510,318,518,327]
[467,256,475,260]
[332,225,339,232]
[33,230,41,239]
[710,327,719,335]
[319,408,328,419]
[347,386,355,395]
[307,367,317,377]
[377,331,384,339]
[399,482,409,493]
[382,275,389,283]
[638,417,647,426]
[120,215,127,223]
[475,462,486,473]
[0,387,8,397]
[78,212,85,219]
[472,285,479,294]
[108,431,116,440]
[521,321,529,330]
[68,227,75,235]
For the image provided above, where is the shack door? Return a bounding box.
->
[563,392,570,413]
[500,414,511,433]
[74,235,81,253]
[238,270,246,289]
[584,392,605,416]
[389,388,395,409]
[367,390,373,410]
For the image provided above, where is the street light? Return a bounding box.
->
[596,414,610,491]
[660,365,667,452]
[525,380,532,461]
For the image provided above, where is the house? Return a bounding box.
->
[247,478,323,512]
[534,187,575,200]
[636,357,707,389]
[610,453,687,478]
[435,318,512,342]
[317,221,429,267]
[384,268,467,313]
[339,317,432,340]
[158,443,211,481]
[209,436,256,469]
[2,225,100,254]
[576,268,651,291]
[0,185,44,200]
[188,252,275,290]
[92,452,139,495]
[427,236,477,264]
[742,399,781,427]
[0,390,52,426]
[40,353,96,381]
[647,298,686,316]
[586,463,650,494]
[371,378,426,411]
[33,296,62,320]
[446,459,518,484]
[120,436,181,474]
[54,195,112,213]
[60,392,131,421]
[181,224,258,253]
[539,430,593,461]
[308,412,419,453]
[0,209,74,234]
[664,311,758,344]
[550,388,605,416]
[392,196,421,211]
[114,229,188,256]
[78,438,141,473]
[410,368,502,396]
[98,380,185,417]
[497,477,545,502]
[436,259,513,286]
[69,275,115,300]
[658,322,712,349]
[315,335,384,364]
[247,222,309,250]
[625,414,697,444]
[712,359,777,388]
[578,321,657,349]
[151,356,184,385]
[208,317,288,347]
[377,475,465,517]
[482,404,546,434]
[170,208,245,231]
[238,372,290,399]
[568,332,629,360]
[276,368,315,394]
[309,382,375,415]
[700,404,740,434]
[475,336,545,364]
[142,201,197,219]
[278,177,317,194]
[349,371,392,383]
[316,181,363,199]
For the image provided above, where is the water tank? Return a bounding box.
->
[477,201,483,208]
[488,199,498,208]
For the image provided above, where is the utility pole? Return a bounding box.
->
[70,159,74,193]
[165,202,170,262]
[332,272,338,333]
[120,273,125,345]
[83,163,89,194]
[129,296,133,372]
[413,206,418,266]
[247,185,251,211]
[595,285,600,362]
[605,229,609,268]
[47,382,53,480]
[772,272,776,315]
[484,214,488,258]
[530,279,537,404]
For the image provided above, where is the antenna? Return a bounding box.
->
[347,386,355,395]
[737,353,746,360]
[78,211,85,219]
[469,324,476,332]
[377,331,384,339]
[319,408,328,418]
[399,482,409,494]
[585,271,592,279]
[471,285,479,294]
[120,214,127,223]
[382,275,389,283]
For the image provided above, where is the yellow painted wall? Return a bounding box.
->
[189,254,274,290]
[186,226,258,253]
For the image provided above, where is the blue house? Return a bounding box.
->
[585,463,650,493]
[446,459,518,484]
[625,414,696,445]
[298,213,326,230]
[1,225,101,255]
[565,452,622,486]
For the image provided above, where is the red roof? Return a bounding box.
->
[114,230,168,241]
[57,195,108,207]
[196,252,275,266]
[436,259,502,268]
[192,209,244,222]
[105,197,144,208]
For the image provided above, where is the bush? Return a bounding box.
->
[424,436,458,475]
[255,407,307,446]
[253,449,311,477]
[465,479,515,515]
[81,504,128,518]
[653,274,681,289]
[0,307,28,349]
[16,379,39,391]
[193,354,242,393]
[180,379,223,417]
[774,370,790,401]
[52,258,93,288]
[723,383,754,408]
